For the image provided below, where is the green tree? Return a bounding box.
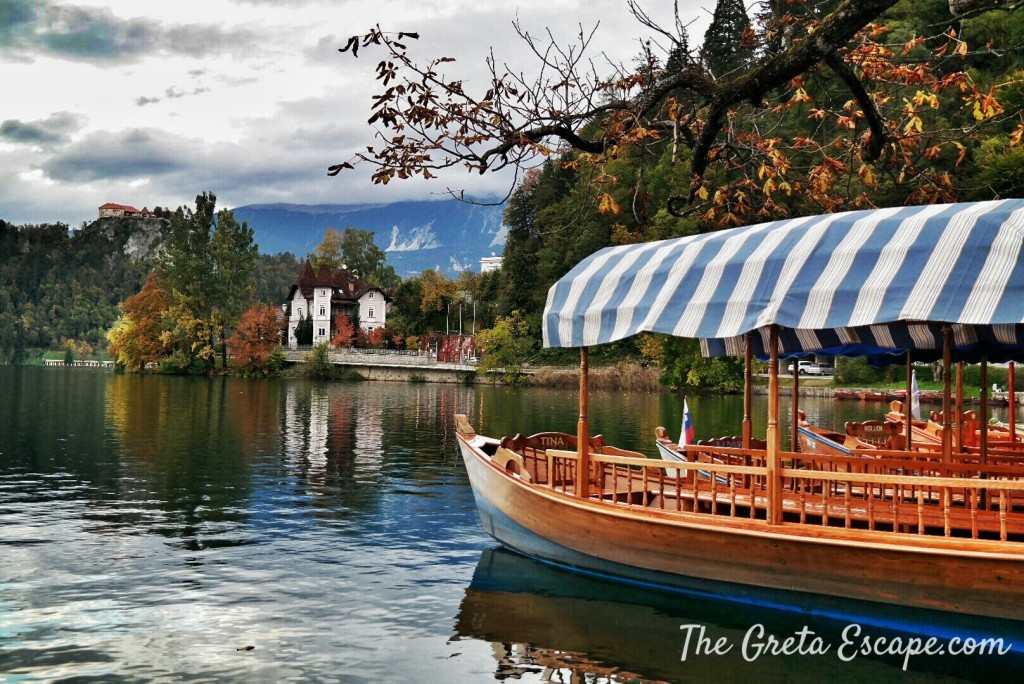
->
[210,207,259,367]
[385,276,425,337]
[476,311,535,383]
[660,337,745,392]
[255,252,302,303]
[302,342,335,379]
[701,0,755,78]
[295,310,314,345]
[310,226,399,292]
[154,192,257,371]
[157,193,217,311]
[339,226,399,292]
[310,227,345,271]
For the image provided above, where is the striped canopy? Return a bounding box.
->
[543,199,1024,360]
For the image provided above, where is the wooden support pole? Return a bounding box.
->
[942,327,953,466]
[1011,361,1017,445]
[956,362,964,452]
[791,358,799,454]
[981,356,989,469]
[767,326,782,525]
[743,334,753,450]
[905,351,913,452]
[576,347,591,499]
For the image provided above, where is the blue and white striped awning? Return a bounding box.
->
[543,199,1024,359]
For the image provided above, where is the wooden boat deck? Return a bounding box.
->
[489,431,1024,544]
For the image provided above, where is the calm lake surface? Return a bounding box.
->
[2,365,1023,682]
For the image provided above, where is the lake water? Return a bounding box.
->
[2,366,1022,682]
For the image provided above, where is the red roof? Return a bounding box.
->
[289,260,387,303]
[99,202,142,213]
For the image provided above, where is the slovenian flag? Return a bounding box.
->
[679,399,694,447]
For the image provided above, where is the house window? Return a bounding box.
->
[368,307,375,319]
[369,292,374,299]
[320,307,325,316]
[319,328,325,336]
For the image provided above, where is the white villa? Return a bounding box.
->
[286,261,390,346]
[480,254,503,273]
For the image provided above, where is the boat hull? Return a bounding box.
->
[796,424,852,456]
[458,433,1024,621]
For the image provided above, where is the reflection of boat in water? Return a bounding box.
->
[455,548,1024,680]
[457,200,1024,624]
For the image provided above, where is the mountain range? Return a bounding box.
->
[229,199,507,277]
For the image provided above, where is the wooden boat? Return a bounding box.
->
[796,414,904,457]
[457,200,1024,622]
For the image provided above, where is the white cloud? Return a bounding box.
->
[0,0,714,225]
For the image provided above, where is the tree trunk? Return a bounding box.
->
[221,326,227,370]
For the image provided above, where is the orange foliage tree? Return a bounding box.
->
[107,273,172,371]
[365,327,386,348]
[227,303,284,376]
[331,312,356,348]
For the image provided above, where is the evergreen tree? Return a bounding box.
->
[210,207,259,367]
[295,310,314,345]
[701,0,754,79]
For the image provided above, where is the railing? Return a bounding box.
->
[529,444,1024,541]
[284,345,424,356]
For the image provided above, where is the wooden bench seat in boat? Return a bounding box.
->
[844,420,904,450]
[501,432,605,486]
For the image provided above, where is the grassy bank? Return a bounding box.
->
[526,362,662,392]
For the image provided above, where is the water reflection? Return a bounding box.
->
[5,367,1022,681]
[103,374,263,548]
[455,548,1024,682]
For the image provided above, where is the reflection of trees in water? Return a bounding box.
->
[1,367,119,484]
[103,374,268,545]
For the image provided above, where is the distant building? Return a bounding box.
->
[480,254,503,273]
[286,260,390,346]
[98,203,159,219]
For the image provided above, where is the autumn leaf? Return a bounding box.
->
[598,193,622,215]
[1011,124,1024,147]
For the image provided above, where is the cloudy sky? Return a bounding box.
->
[1,0,715,226]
